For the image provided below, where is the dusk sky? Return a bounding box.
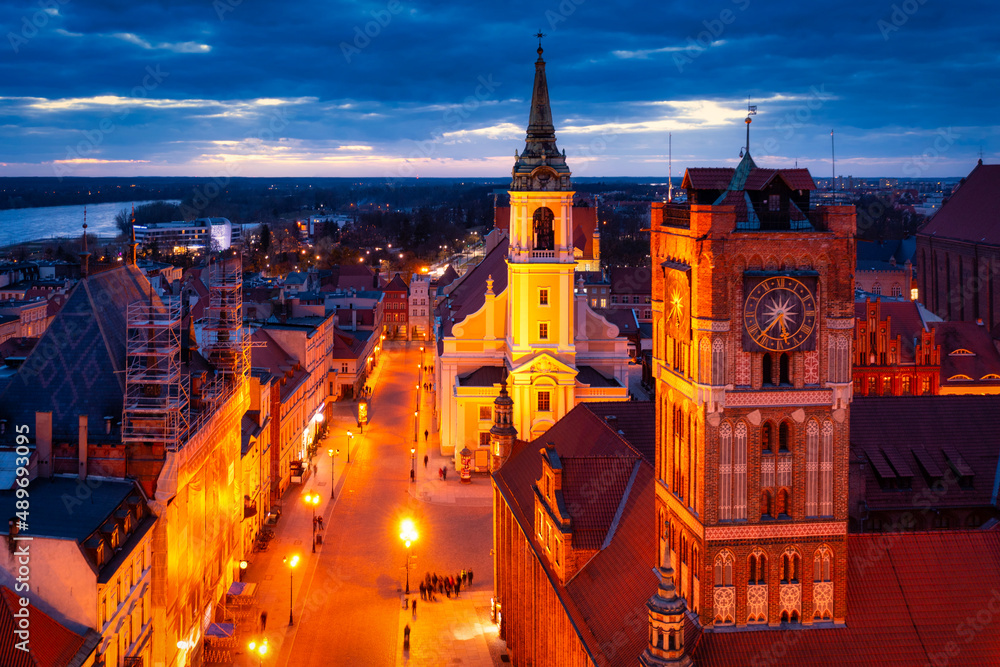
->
[1,0,996,179]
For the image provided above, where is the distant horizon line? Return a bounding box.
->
[0,174,970,182]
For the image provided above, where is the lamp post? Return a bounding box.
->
[248,639,268,667]
[410,447,416,481]
[399,519,418,595]
[328,448,337,493]
[283,555,299,625]
[413,409,418,444]
[239,559,248,582]
[304,493,320,553]
[346,430,353,463]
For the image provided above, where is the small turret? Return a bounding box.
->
[489,377,517,472]
[639,539,693,666]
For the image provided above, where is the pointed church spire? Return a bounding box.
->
[80,206,91,278]
[511,37,572,191]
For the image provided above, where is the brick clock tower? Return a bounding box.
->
[647,149,856,635]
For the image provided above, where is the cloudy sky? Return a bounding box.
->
[0,0,996,179]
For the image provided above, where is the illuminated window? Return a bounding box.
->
[539,322,549,340]
[539,288,549,306]
[902,376,911,394]
[537,391,550,412]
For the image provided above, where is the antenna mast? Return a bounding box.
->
[831,129,836,193]
[668,133,673,203]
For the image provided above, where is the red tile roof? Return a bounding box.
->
[580,402,655,466]
[931,321,1000,384]
[0,586,98,667]
[693,530,1000,667]
[850,396,1000,511]
[493,403,658,664]
[382,272,409,294]
[682,168,734,190]
[919,163,1000,246]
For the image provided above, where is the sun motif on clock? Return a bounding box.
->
[668,288,684,325]
[743,276,817,352]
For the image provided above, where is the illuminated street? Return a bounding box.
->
[238,342,497,666]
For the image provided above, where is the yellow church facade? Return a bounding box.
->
[434,45,630,469]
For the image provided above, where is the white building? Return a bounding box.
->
[409,273,431,341]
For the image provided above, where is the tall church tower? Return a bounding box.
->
[648,145,855,633]
[505,42,579,440]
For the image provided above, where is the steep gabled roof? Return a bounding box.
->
[932,321,1000,384]
[0,265,162,439]
[918,162,1000,245]
[0,586,100,667]
[436,235,510,347]
[382,273,409,294]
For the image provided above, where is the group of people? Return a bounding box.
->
[312,515,324,530]
[421,382,434,392]
[418,569,474,601]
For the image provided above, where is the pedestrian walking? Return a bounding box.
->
[443,467,447,481]
[412,598,417,616]
[468,569,474,585]
[438,467,443,480]
[423,454,428,468]
[410,468,415,483]
[404,623,410,649]
[456,580,461,597]
[259,611,268,633]
[317,516,324,530]
[419,582,425,600]
[461,569,467,585]
[424,429,429,443]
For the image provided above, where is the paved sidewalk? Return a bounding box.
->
[396,590,496,666]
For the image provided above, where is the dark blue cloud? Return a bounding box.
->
[0,0,996,177]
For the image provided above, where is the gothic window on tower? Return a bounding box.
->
[762,353,774,386]
[762,422,773,454]
[779,352,791,385]
[806,420,819,516]
[532,207,555,251]
[734,423,748,519]
[813,547,834,621]
[537,391,551,412]
[760,489,773,519]
[719,423,732,521]
[713,551,736,625]
[776,488,791,518]
[712,338,725,385]
[748,548,769,623]
[778,421,791,452]
[820,421,834,516]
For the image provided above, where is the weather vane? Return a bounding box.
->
[742,95,757,156]
[535,30,546,49]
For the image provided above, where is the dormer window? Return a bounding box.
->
[950,349,975,356]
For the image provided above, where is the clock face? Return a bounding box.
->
[743,275,817,352]
[663,265,691,340]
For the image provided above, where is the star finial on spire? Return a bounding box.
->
[535,30,545,56]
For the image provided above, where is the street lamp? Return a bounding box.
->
[304,493,320,552]
[410,447,416,481]
[328,448,337,492]
[283,555,299,625]
[399,519,418,595]
[346,430,353,463]
[248,639,268,666]
[239,559,248,582]
[413,410,419,444]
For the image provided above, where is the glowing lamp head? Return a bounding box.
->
[239,560,248,570]
[399,519,418,547]
[328,448,334,456]
[347,430,353,438]
[285,554,300,568]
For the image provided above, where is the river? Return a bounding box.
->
[0,200,181,248]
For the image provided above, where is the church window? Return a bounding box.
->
[537,391,550,412]
[872,282,882,295]
[539,322,549,340]
[813,547,832,582]
[777,488,790,517]
[762,422,773,454]
[781,549,800,583]
[806,420,819,516]
[718,423,732,521]
[713,551,736,624]
[714,551,734,586]
[761,490,773,518]
[820,421,834,515]
[733,423,748,519]
[533,207,555,251]
[778,421,791,452]
[711,338,725,385]
[891,283,902,297]
[763,354,774,386]
[480,406,492,420]
[779,353,790,385]
[749,550,768,584]
[539,288,549,306]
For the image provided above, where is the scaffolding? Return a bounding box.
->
[122,296,190,451]
[203,255,249,399]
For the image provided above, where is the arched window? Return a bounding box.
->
[761,490,773,518]
[718,423,732,521]
[891,283,902,297]
[805,420,819,516]
[714,551,734,587]
[820,421,834,515]
[779,353,790,385]
[777,488,790,517]
[762,354,773,386]
[532,207,555,250]
[813,547,833,582]
[872,282,882,295]
[749,550,768,585]
[734,423,748,520]
[761,422,773,454]
[813,546,834,620]
[781,549,800,583]
[778,421,791,452]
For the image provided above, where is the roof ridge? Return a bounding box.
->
[600,459,641,551]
